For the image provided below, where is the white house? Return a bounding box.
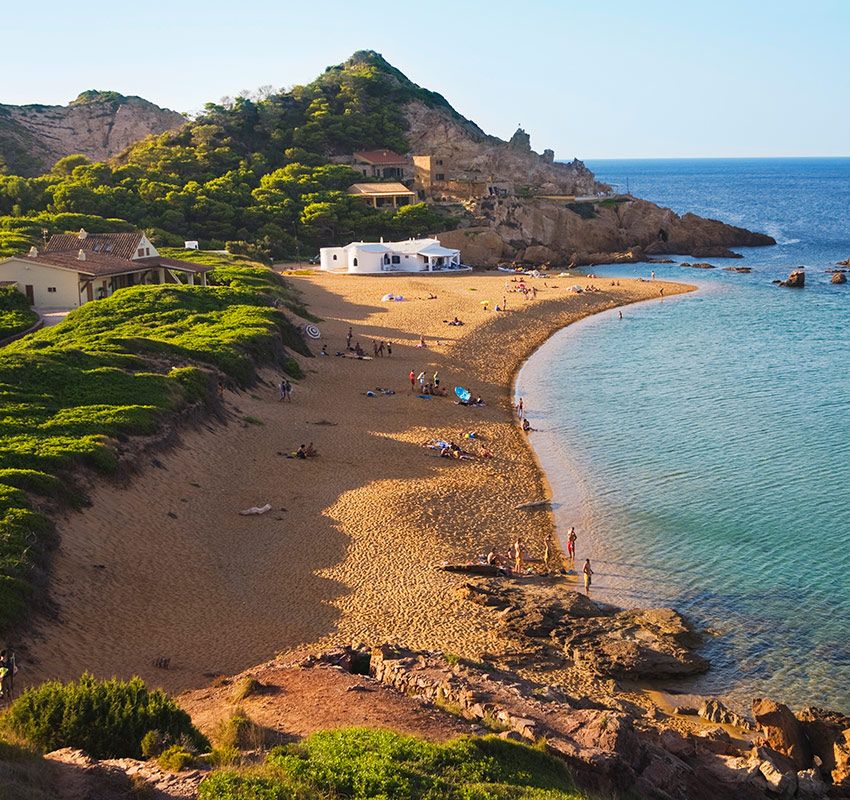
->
[319,238,466,275]
[0,229,211,309]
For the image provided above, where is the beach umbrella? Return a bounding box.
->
[454,386,472,403]
[304,324,321,339]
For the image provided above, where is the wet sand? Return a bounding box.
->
[21,271,693,692]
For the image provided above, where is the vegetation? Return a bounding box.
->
[4,673,208,759]
[0,737,57,800]
[0,260,306,631]
[0,286,37,340]
[0,52,457,261]
[198,728,589,800]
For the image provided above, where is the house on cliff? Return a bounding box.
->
[351,149,410,179]
[0,229,210,309]
[319,237,465,274]
[347,182,417,209]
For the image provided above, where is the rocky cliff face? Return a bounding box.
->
[0,91,186,175]
[440,195,776,267]
[403,101,601,197]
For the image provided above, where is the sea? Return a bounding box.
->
[517,158,850,712]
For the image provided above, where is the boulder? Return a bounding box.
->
[698,699,756,731]
[783,269,806,287]
[832,272,847,284]
[695,727,734,755]
[796,707,850,785]
[759,758,797,799]
[752,698,811,770]
[680,261,716,269]
[796,768,827,798]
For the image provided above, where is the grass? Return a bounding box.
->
[197,728,590,800]
[3,673,208,759]
[0,287,38,341]
[0,738,57,800]
[0,262,308,633]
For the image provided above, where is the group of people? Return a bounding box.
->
[293,442,318,459]
[278,379,293,402]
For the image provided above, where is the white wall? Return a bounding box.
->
[319,247,346,271]
[0,258,82,309]
[347,248,386,274]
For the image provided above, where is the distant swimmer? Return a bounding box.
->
[583,558,594,593]
[618,310,623,320]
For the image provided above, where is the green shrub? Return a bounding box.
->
[231,677,263,703]
[140,729,165,758]
[0,286,37,340]
[5,673,208,759]
[199,728,586,800]
[157,745,196,772]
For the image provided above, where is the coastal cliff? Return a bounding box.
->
[0,91,186,175]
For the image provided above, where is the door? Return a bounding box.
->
[24,285,34,305]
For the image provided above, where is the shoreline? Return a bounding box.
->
[19,271,695,695]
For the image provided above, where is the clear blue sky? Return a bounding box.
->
[4,0,848,159]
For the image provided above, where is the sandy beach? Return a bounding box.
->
[20,270,693,693]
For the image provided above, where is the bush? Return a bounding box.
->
[0,286,37,340]
[157,745,196,772]
[5,673,208,759]
[199,728,587,800]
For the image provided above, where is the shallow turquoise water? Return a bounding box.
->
[518,159,850,711]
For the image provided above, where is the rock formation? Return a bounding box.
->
[439,196,775,267]
[776,269,806,288]
[0,91,186,175]
[832,272,847,284]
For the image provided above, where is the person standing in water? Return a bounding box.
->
[567,527,577,560]
[583,559,593,593]
[516,397,524,418]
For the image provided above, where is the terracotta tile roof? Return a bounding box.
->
[15,252,211,278]
[45,232,145,260]
[353,149,408,165]
[348,182,416,196]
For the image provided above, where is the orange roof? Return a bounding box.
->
[348,182,416,197]
[353,149,407,165]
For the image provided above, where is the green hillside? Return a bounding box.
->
[0,52,458,261]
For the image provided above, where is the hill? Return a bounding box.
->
[0,51,773,265]
[0,91,186,176]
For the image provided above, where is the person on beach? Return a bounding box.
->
[387,341,392,357]
[512,539,524,573]
[433,371,440,388]
[373,341,379,358]
[284,380,292,402]
[516,397,524,418]
[418,334,427,348]
[618,310,623,320]
[567,527,577,560]
[320,344,328,356]
[543,533,553,570]
[650,271,656,280]
[378,341,385,357]
[295,444,307,459]
[417,371,426,393]
[660,287,664,296]
[278,380,287,402]
[346,327,353,350]
[583,559,593,593]
[409,370,416,392]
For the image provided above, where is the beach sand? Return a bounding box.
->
[20,271,693,693]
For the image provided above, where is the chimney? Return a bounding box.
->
[28,246,38,257]
[78,228,88,240]
[77,249,86,261]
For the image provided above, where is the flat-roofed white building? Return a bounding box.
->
[320,238,467,275]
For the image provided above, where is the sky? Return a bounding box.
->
[3,0,848,159]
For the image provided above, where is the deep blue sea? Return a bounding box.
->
[518,158,850,711]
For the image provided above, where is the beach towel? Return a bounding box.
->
[239,503,272,516]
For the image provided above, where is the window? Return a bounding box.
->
[435,159,443,166]
[391,255,400,264]
[353,258,358,267]
[145,247,150,256]
[435,173,445,181]
[92,242,102,252]
[137,248,145,257]
[332,254,337,261]
[103,243,113,252]
[47,287,57,293]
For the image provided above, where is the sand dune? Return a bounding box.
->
[20,271,692,692]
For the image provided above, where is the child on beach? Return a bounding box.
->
[583,559,593,593]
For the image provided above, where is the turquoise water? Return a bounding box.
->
[518,158,850,711]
